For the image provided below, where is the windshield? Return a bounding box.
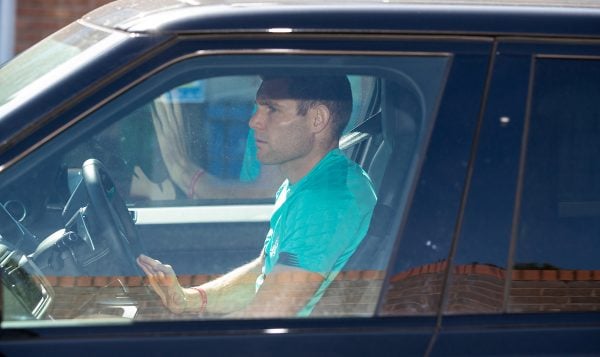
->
[0,22,125,112]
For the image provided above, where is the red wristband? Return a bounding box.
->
[188,169,204,198]
[190,286,207,313]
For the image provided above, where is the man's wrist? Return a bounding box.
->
[184,286,208,313]
[188,169,205,198]
[168,163,202,197]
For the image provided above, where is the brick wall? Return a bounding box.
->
[15,0,113,54]
[46,272,386,320]
[382,261,447,315]
[43,264,600,320]
[383,262,600,315]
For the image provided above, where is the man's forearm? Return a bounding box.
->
[183,257,263,315]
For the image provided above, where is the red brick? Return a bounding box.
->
[360,270,384,280]
[126,276,144,287]
[344,270,361,281]
[519,270,541,281]
[558,270,575,281]
[307,272,324,282]
[541,270,558,281]
[390,271,410,282]
[75,276,93,287]
[58,276,76,287]
[178,275,193,286]
[192,275,211,285]
[46,276,59,286]
[575,270,592,281]
[112,276,126,287]
[472,264,504,279]
[93,276,110,287]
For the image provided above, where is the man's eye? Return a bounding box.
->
[267,105,277,113]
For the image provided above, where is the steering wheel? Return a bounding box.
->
[81,158,144,275]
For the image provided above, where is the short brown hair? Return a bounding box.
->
[262,75,353,139]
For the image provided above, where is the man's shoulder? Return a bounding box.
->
[292,155,375,208]
[306,151,374,193]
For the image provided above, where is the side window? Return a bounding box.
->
[509,58,600,313]
[0,54,449,325]
[444,57,600,315]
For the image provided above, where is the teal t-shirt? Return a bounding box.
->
[256,149,377,316]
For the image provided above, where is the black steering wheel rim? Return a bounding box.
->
[82,158,143,275]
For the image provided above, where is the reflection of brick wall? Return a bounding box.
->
[44,265,600,320]
[510,270,600,313]
[47,272,386,320]
[381,262,600,315]
[447,265,504,314]
[16,0,113,54]
[382,261,447,315]
[314,270,384,316]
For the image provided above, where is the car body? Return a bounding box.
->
[1,0,600,355]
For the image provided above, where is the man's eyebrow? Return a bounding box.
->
[256,98,282,108]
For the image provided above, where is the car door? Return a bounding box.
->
[431,39,600,355]
[0,30,492,355]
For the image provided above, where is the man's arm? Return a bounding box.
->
[232,264,324,317]
[138,255,324,317]
[150,100,282,199]
[137,254,263,315]
[193,256,263,314]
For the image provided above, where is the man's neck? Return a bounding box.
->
[280,143,338,184]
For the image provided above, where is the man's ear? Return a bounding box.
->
[311,104,332,134]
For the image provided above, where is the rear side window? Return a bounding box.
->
[509,58,600,313]
[444,57,600,315]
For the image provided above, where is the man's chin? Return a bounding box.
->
[257,155,280,166]
[258,158,275,165]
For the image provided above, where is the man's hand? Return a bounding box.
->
[151,98,198,192]
[137,254,187,314]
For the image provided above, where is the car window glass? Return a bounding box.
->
[0,22,122,110]
[0,54,448,326]
[444,58,600,315]
[509,58,600,313]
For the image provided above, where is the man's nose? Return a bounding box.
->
[249,108,263,130]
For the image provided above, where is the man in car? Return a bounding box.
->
[137,75,377,317]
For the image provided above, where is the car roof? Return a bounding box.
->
[84,0,600,38]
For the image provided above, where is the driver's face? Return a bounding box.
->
[249,79,315,166]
